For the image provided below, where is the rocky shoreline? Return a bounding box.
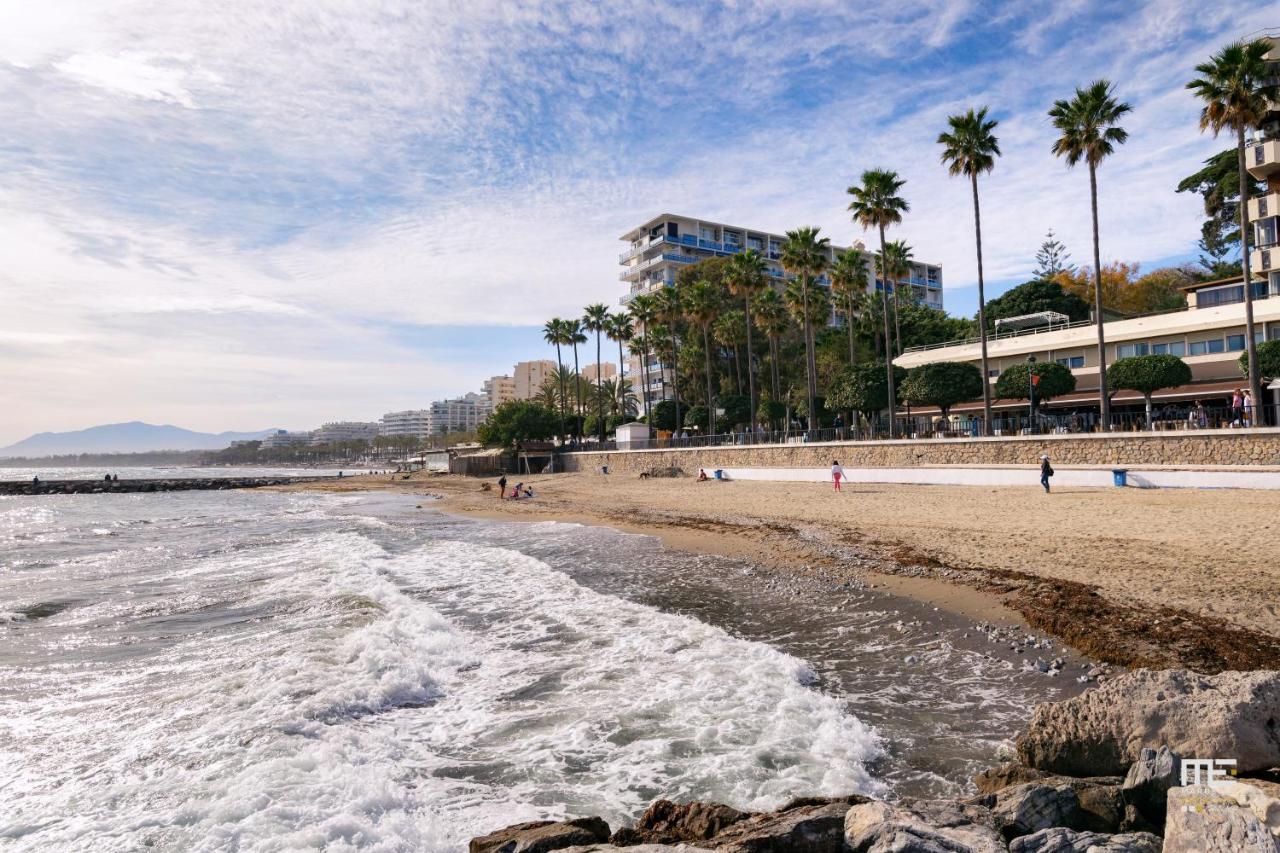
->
[0,476,328,495]
[470,669,1280,853]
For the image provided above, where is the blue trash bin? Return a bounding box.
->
[1112,469,1128,487]
[713,469,724,480]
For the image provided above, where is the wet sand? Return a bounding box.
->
[279,471,1280,672]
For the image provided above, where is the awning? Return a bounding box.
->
[906,380,1243,416]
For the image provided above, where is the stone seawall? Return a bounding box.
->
[562,429,1280,474]
[0,476,327,496]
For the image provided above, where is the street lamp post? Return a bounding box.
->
[1027,355,1037,433]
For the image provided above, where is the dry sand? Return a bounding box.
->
[283,471,1280,671]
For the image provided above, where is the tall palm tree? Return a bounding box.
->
[684,279,722,436]
[1049,79,1131,430]
[882,239,914,355]
[567,320,587,440]
[582,303,610,440]
[606,312,634,420]
[1188,41,1277,422]
[628,293,659,423]
[939,106,1001,434]
[752,288,789,402]
[848,168,909,437]
[542,318,568,439]
[656,285,684,431]
[726,248,768,431]
[779,227,830,431]
[829,247,869,366]
[713,310,747,394]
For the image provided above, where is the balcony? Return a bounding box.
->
[1247,191,1280,222]
[1247,139,1280,180]
[1250,246,1279,274]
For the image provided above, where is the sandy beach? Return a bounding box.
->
[284,471,1280,671]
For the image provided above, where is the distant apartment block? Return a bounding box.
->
[260,430,314,449]
[380,410,433,439]
[581,362,617,384]
[513,359,556,399]
[426,392,490,435]
[311,421,381,444]
[482,375,517,410]
[619,213,943,406]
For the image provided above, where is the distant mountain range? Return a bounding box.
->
[0,422,280,457]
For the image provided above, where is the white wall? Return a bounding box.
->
[712,466,1280,490]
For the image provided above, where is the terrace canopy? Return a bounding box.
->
[993,311,1071,333]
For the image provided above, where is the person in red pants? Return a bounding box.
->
[831,460,844,492]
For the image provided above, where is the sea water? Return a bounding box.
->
[0,490,1083,852]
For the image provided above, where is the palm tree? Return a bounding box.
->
[938,106,1000,434]
[713,310,747,394]
[567,320,587,440]
[829,247,869,366]
[582,303,610,441]
[1188,41,1277,423]
[1049,79,1131,430]
[606,312,634,420]
[542,318,568,439]
[752,288,789,402]
[848,169,909,437]
[726,248,768,431]
[779,227,830,431]
[656,285,684,431]
[684,279,722,435]
[882,239,914,355]
[628,293,659,423]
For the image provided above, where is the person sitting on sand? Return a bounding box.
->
[511,482,524,499]
[697,468,708,482]
[522,486,534,498]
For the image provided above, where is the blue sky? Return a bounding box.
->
[0,0,1270,443]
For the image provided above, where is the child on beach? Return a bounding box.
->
[831,460,844,492]
[1040,454,1054,493]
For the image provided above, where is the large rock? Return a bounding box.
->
[989,783,1083,841]
[708,798,862,853]
[470,818,612,853]
[1016,669,1280,776]
[1163,782,1280,852]
[560,847,708,852]
[617,800,753,846]
[1007,826,1161,852]
[844,798,1006,852]
[973,763,1053,795]
[1119,746,1180,831]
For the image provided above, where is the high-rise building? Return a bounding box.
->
[380,410,433,439]
[618,213,943,408]
[425,392,489,435]
[260,429,314,448]
[482,375,517,410]
[1245,34,1280,295]
[581,362,617,383]
[513,359,556,399]
[311,421,381,444]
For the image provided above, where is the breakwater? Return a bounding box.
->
[1,476,328,496]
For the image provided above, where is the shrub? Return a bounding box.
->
[1240,339,1280,381]
[477,401,559,447]
[900,362,985,416]
[994,361,1076,402]
[1108,354,1193,428]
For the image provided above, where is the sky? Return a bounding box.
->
[0,0,1271,444]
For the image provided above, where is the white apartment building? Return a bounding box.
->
[513,359,556,399]
[482,375,517,410]
[425,392,490,436]
[259,430,314,449]
[380,410,433,439]
[1245,33,1280,298]
[619,213,943,407]
[311,421,381,445]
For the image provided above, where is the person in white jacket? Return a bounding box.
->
[831,460,844,492]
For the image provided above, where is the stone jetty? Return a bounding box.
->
[1,476,328,496]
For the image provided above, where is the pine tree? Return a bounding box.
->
[1034,230,1073,280]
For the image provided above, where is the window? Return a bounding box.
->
[1198,286,1244,308]
[1056,356,1084,369]
[1227,334,1246,351]
[988,368,999,377]
[1151,342,1186,356]
[1190,338,1225,355]
[1116,343,1148,358]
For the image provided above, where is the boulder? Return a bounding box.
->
[1016,669,1280,776]
[988,783,1083,841]
[559,847,708,852]
[844,798,1006,852]
[973,763,1053,795]
[1007,826,1161,852]
[619,800,752,846]
[709,799,861,853]
[470,818,612,853]
[1119,746,1180,831]
[1163,781,1280,852]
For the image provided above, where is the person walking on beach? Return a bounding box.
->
[497,474,507,499]
[831,460,844,492]
[1039,454,1054,493]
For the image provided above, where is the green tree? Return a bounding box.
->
[900,361,985,417]
[985,279,1092,326]
[477,401,559,448]
[848,168,909,436]
[752,288,790,400]
[994,361,1077,404]
[628,293,660,422]
[1034,229,1074,280]
[719,393,752,429]
[880,238,913,356]
[684,278,722,435]
[829,246,870,366]
[655,285,684,431]
[650,399,678,431]
[1240,339,1280,382]
[564,319,586,439]
[1188,38,1277,423]
[780,226,831,432]
[939,106,1001,432]
[605,312,633,408]
[542,318,569,438]
[726,248,768,430]
[1177,148,1262,257]
[713,309,747,393]
[1050,79,1130,428]
[827,361,907,421]
[582,303,611,442]
[1107,354,1193,428]
[896,303,976,349]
